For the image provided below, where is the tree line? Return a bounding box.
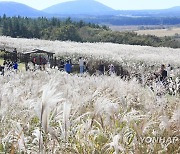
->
[0,15,180,48]
[80,16,180,26]
[0,15,108,41]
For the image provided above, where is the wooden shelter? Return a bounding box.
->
[23,49,54,62]
[23,49,55,70]
[24,49,55,59]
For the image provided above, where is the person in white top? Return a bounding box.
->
[167,64,171,77]
[108,64,115,75]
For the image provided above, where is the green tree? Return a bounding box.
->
[58,25,81,41]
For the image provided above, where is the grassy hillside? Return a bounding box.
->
[0,68,179,153]
[0,36,180,78]
[0,36,179,153]
[1,36,179,65]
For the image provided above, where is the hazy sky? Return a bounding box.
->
[1,0,180,10]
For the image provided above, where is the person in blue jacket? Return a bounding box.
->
[64,60,72,74]
[13,61,18,72]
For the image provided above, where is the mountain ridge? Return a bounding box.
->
[0,1,47,17]
[43,0,115,15]
[0,1,180,18]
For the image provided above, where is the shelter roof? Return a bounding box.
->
[24,49,55,55]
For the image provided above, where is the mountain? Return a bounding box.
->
[166,6,180,11]
[43,0,180,17]
[43,0,115,15]
[0,1,46,17]
[160,6,180,17]
[108,7,180,18]
[0,1,180,17]
[0,1,180,26]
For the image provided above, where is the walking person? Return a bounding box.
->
[24,56,29,71]
[13,48,17,62]
[6,60,10,70]
[155,64,167,82]
[39,56,43,70]
[53,57,57,69]
[32,57,36,70]
[0,65,5,76]
[83,60,88,73]
[13,61,18,73]
[42,57,47,71]
[108,64,115,75]
[59,59,65,71]
[8,61,13,70]
[79,57,84,74]
[3,60,7,66]
[64,60,72,74]
[99,61,105,75]
[153,64,168,88]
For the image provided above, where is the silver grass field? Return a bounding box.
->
[0,36,180,153]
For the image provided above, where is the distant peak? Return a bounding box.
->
[43,0,114,15]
